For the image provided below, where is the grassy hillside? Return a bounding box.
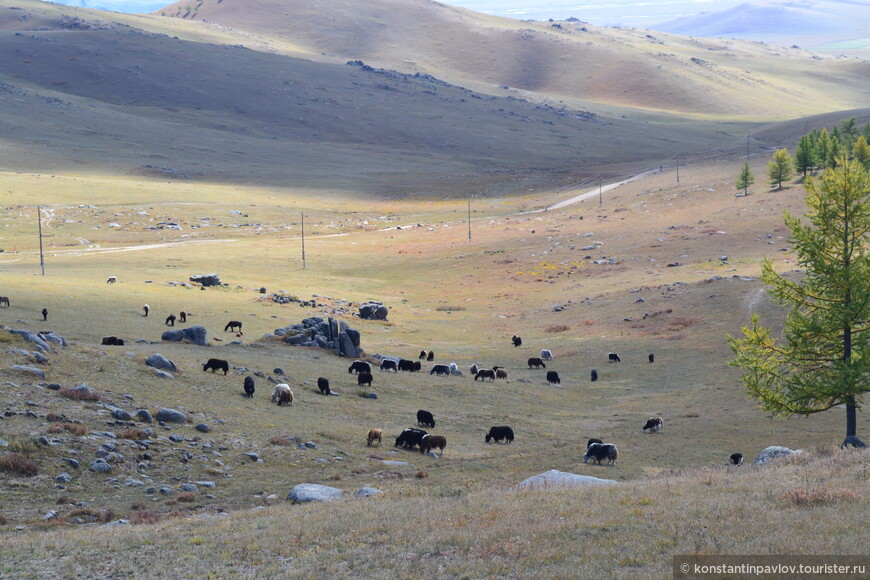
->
[0,152,868,575]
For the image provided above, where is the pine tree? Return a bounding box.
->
[767,148,793,190]
[854,136,870,170]
[728,156,870,447]
[736,162,754,195]
[794,134,816,177]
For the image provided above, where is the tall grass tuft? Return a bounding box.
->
[0,452,39,476]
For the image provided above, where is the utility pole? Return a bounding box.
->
[467,197,471,241]
[300,212,306,270]
[598,177,602,206]
[676,158,680,186]
[37,205,45,276]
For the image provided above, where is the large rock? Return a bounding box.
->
[358,302,388,320]
[39,332,67,347]
[338,332,358,358]
[275,317,362,357]
[190,274,221,287]
[753,446,803,465]
[161,326,207,346]
[518,470,619,489]
[286,483,343,503]
[156,408,187,424]
[11,365,45,379]
[9,329,52,352]
[145,354,176,372]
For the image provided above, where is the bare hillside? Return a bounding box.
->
[157,0,870,117]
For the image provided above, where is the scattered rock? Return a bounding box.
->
[152,370,174,379]
[161,325,208,346]
[89,459,112,473]
[190,274,221,287]
[155,408,187,424]
[358,301,388,320]
[11,365,45,379]
[195,423,211,433]
[354,487,382,498]
[181,483,197,492]
[286,483,343,503]
[145,354,177,372]
[135,409,153,424]
[753,446,803,465]
[518,470,618,488]
[55,472,73,483]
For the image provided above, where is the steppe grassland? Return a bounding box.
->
[0,158,861,577]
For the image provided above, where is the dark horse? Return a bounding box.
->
[224,320,242,332]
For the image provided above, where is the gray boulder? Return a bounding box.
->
[145,354,176,372]
[287,483,343,503]
[518,470,618,489]
[156,408,187,424]
[89,459,112,473]
[9,329,52,351]
[190,274,221,287]
[40,332,67,347]
[753,446,803,465]
[152,370,174,379]
[135,409,153,423]
[354,487,382,498]
[55,472,73,483]
[11,365,45,379]
[161,325,207,346]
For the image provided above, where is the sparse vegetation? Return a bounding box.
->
[58,386,100,402]
[47,422,89,436]
[0,453,39,477]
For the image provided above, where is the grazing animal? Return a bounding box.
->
[469,364,480,376]
[397,359,416,372]
[366,428,383,447]
[546,371,561,385]
[485,426,514,443]
[608,352,621,363]
[448,362,463,376]
[380,359,398,372]
[427,350,435,361]
[357,372,373,387]
[475,369,496,382]
[106,276,117,284]
[143,304,149,317]
[512,334,522,347]
[591,369,598,382]
[243,376,255,397]
[41,308,48,321]
[202,358,229,375]
[271,384,293,406]
[165,314,176,326]
[395,428,427,449]
[419,350,428,360]
[528,357,546,369]
[224,320,242,332]
[648,353,655,363]
[416,409,436,429]
[317,377,331,395]
[420,434,447,456]
[495,368,508,380]
[587,438,603,449]
[540,349,553,361]
[0,296,8,308]
[729,453,744,466]
[642,417,664,433]
[101,336,124,346]
[429,364,451,377]
[583,442,618,465]
[179,311,187,323]
[413,361,422,372]
[348,360,372,374]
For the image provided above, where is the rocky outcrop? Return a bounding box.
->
[273,316,362,358]
[145,354,176,372]
[753,446,803,465]
[161,325,207,346]
[286,483,343,503]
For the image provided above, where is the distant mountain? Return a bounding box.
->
[654,0,870,53]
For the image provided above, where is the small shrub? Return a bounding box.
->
[58,387,100,402]
[65,507,113,524]
[581,319,595,326]
[781,487,862,507]
[177,492,195,503]
[416,470,428,479]
[119,428,148,440]
[48,423,89,436]
[269,436,295,446]
[130,510,162,525]
[0,453,39,476]
[436,305,466,312]
[131,501,147,511]
[0,513,7,525]
[545,324,570,333]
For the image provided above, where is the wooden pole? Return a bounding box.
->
[37,205,45,276]
[467,197,471,241]
[301,212,306,269]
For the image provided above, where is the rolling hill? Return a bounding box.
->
[1,0,868,196]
